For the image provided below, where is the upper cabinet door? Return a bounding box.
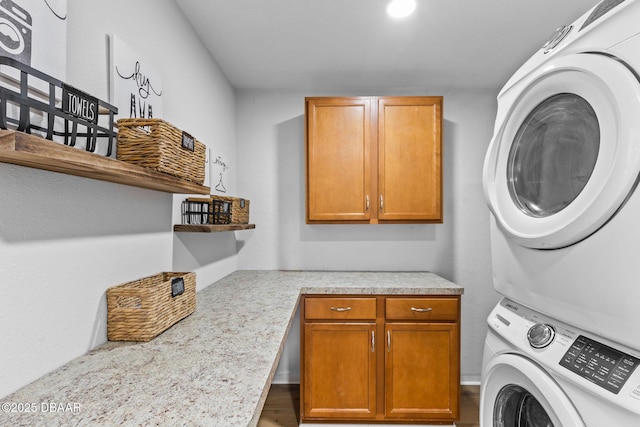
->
[306,96,443,224]
[306,97,372,222]
[378,97,443,222]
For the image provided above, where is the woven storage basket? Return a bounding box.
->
[116,118,206,185]
[107,272,196,342]
[211,195,250,224]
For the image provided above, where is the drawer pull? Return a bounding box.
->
[330,306,352,312]
[411,307,433,313]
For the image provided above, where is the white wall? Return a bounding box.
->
[0,0,237,398]
[235,89,501,383]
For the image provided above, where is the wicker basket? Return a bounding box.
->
[107,272,196,342]
[116,118,206,185]
[211,195,250,224]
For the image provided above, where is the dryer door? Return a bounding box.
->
[483,53,640,249]
[481,353,585,427]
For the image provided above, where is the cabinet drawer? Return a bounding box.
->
[305,297,377,320]
[385,297,458,321]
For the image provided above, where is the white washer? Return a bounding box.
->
[483,0,640,351]
[481,298,640,426]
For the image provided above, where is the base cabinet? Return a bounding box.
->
[385,324,459,420]
[301,294,461,424]
[303,323,377,419]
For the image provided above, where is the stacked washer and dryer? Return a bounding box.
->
[481,0,640,425]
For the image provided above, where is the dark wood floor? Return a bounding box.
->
[259,384,480,427]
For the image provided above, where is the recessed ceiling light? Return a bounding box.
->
[386,0,416,18]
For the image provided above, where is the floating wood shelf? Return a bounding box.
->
[173,224,256,233]
[0,130,210,194]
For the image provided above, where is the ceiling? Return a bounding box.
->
[175,0,600,91]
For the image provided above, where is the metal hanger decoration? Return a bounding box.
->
[215,173,227,193]
[212,156,228,193]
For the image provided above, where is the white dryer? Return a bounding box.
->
[483,0,640,351]
[481,299,640,426]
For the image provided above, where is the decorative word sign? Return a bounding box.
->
[110,34,163,120]
[213,155,228,193]
[62,84,98,124]
[116,61,162,118]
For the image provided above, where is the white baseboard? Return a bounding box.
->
[272,371,300,384]
[461,379,481,386]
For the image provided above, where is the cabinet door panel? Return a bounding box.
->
[385,323,459,420]
[306,98,371,222]
[303,322,377,419]
[378,97,442,222]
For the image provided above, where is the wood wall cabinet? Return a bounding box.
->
[305,96,443,224]
[300,294,460,424]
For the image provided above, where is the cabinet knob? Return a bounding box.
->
[380,194,384,211]
[366,195,370,212]
[330,306,352,312]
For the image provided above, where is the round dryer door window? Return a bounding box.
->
[507,93,599,219]
[484,53,640,249]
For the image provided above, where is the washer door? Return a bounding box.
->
[481,354,585,427]
[483,53,640,249]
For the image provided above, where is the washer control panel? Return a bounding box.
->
[560,335,640,394]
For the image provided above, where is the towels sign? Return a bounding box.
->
[62,84,98,125]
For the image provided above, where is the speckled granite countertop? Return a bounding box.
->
[2,270,463,427]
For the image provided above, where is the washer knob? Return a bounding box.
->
[527,323,556,349]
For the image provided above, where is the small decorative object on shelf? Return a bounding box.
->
[181,197,231,225]
[181,198,211,225]
[106,272,196,342]
[211,198,232,224]
[211,195,250,224]
[0,57,118,155]
[116,118,206,185]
